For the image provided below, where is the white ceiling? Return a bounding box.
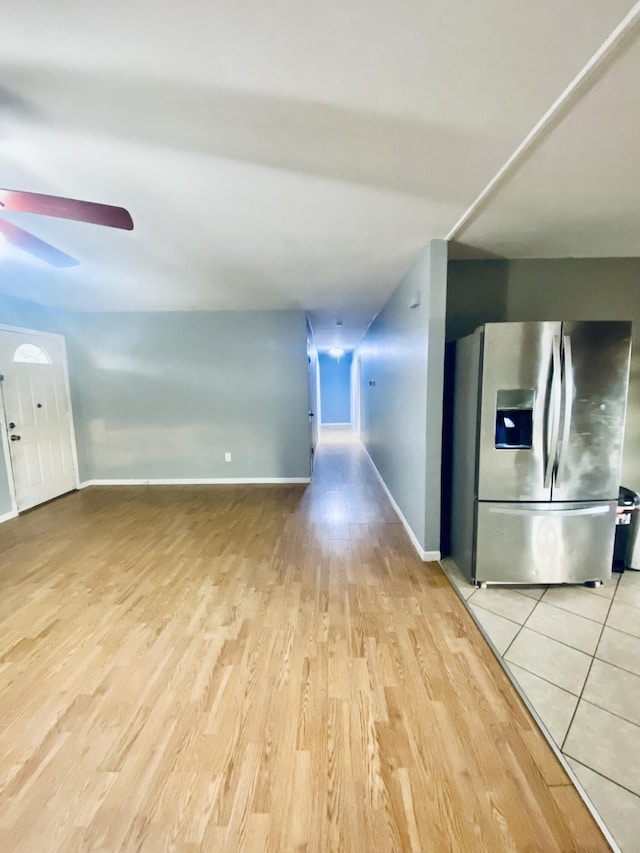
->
[0,1,638,349]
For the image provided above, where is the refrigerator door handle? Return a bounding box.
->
[557,335,574,480]
[488,504,610,517]
[544,335,562,488]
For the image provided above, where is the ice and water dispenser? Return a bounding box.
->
[495,389,534,450]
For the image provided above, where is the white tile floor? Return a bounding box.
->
[441,558,640,853]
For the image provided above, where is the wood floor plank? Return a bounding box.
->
[0,430,610,851]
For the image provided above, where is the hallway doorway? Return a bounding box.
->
[318,348,353,430]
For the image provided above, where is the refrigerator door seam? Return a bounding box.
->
[557,334,574,482]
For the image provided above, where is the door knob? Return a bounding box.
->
[8,422,16,429]
[10,435,21,441]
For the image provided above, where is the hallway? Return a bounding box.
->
[0,428,608,850]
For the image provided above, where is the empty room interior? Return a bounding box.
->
[3,3,640,851]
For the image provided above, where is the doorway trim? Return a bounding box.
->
[0,324,80,521]
[352,355,362,438]
[0,398,17,522]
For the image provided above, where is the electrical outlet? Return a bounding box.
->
[225,452,232,462]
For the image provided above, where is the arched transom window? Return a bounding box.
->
[13,343,51,364]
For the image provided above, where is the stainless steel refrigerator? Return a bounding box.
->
[450,321,632,587]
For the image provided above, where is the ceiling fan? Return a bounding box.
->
[0,188,134,268]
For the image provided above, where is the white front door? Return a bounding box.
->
[0,329,77,511]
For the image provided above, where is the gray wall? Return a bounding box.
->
[445,259,508,342]
[358,239,448,553]
[447,257,640,492]
[65,309,311,481]
[0,303,311,518]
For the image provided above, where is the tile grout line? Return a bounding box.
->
[594,651,640,680]
[567,756,640,802]
[506,622,600,658]
[504,659,583,700]
[469,601,530,628]
[462,577,623,626]
[501,587,547,660]
[559,587,619,753]
[572,696,640,733]
[538,593,615,625]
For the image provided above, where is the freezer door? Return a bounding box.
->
[478,322,561,502]
[553,321,632,502]
[475,500,616,585]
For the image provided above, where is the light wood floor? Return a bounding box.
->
[0,429,609,852]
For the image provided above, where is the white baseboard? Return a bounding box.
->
[422,549,441,561]
[79,477,311,488]
[362,446,440,563]
[0,509,19,524]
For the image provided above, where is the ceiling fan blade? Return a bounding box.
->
[0,188,134,230]
[0,218,79,267]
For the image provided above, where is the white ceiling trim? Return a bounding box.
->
[447,1,640,243]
